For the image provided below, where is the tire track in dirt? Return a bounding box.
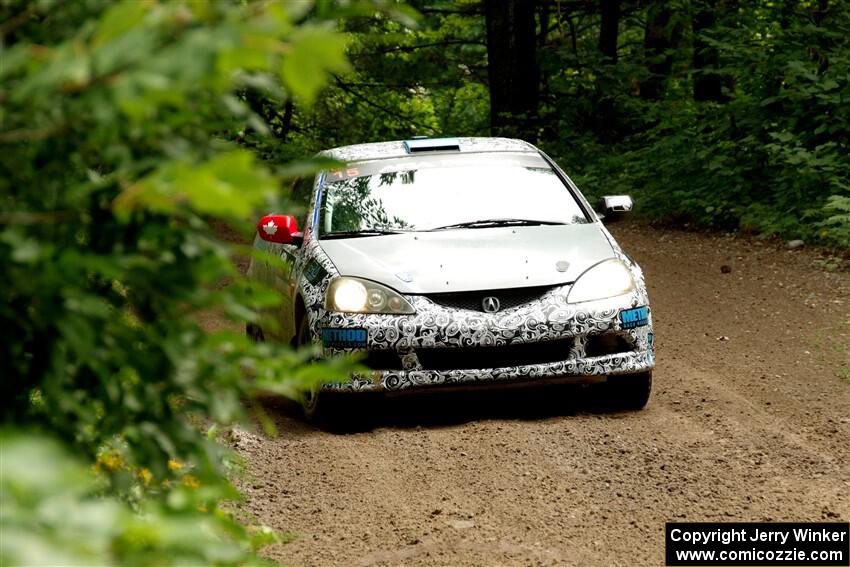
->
[227,223,850,567]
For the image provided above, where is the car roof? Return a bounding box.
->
[320,137,539,163]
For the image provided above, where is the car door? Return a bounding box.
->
[271,175,316,343]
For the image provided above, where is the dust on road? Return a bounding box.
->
[226,223,850,567]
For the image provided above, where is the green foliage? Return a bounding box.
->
[4,1,849,562]
[281,25,350,104]
[820,195,850,247]
[241,0,484,160]
[1,0,360,564]
[545,1,850,250]
[283,0,850,250]
[1,431,276,566]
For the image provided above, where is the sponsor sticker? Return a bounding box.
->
[620,306,649,329]
[303,259,327,285]
[322,328,368,349]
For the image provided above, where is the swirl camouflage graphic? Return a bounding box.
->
[287,231,654,393]
[253,137,655,396]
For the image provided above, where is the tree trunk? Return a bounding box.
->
[640,2,682,100]
[484,0,540,141]
[279,100,294,141]
[537,0,550,49]
[595,0,622,139]
[599,0,620,62]
[694,0,738,101]
[693,0,724,101]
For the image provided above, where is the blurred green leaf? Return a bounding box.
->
[280,25,350,103]
[1,0,361,565]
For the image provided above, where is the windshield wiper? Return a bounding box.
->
[322,229,408,239]
[429,218,567,231]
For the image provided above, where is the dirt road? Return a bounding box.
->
[229,223,850,567]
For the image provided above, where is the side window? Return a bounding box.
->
[291,176,314,207]
[290,176,315,229]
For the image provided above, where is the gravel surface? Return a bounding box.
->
[226,223,850,567]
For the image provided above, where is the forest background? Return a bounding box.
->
[1,0,847,565]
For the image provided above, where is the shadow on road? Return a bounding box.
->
[257,382,640,435]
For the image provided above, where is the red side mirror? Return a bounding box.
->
[257,214,300,244]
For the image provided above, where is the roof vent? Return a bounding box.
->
[403,137,461,153]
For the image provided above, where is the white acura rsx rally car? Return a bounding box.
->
[247,137,654,418]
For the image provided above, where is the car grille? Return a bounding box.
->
[584,333,635,358]
[362,350,404,370]
[416,338,573,371]
[425,285,556,312]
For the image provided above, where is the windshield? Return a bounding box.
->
[317,153,588,237]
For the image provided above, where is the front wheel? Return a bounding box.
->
[604,371,652,410]
[296,316,324,421]
[246,323,264,342]
[296,317,377,429]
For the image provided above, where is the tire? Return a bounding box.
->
[604,371,652,410]
[296,317,377,429]
[246,323,265,342]
[295,316,324,420]
[300,385,324,421]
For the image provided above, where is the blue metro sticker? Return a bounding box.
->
[619,306,649,329]
[322,328,368,349]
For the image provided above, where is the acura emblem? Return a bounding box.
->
[482,296,500,313]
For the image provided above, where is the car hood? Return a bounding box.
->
[317,223,615,294]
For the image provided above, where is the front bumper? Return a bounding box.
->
[341,350,652,392]
[314,289,654,392]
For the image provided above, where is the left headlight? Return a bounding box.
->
[567,258,635,303]
[325,277,416,314]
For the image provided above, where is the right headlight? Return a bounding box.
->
[325,277,415,314]
[567,258,635,303]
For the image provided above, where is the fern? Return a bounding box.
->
[819,195,850,248]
